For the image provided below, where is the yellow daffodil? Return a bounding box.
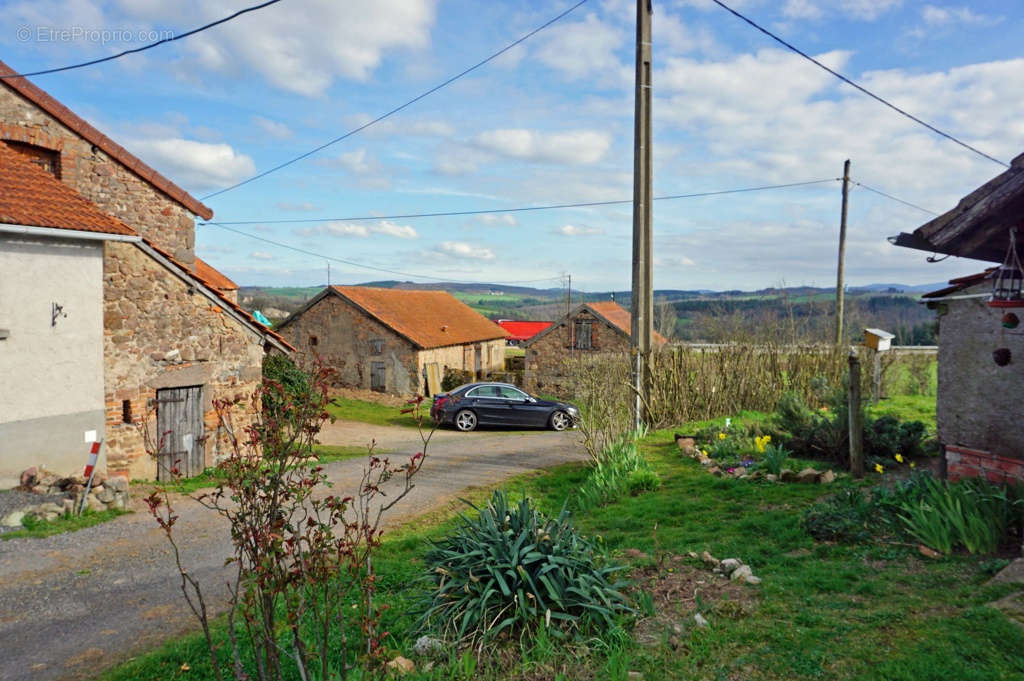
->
[874,463,884,474]
[718,432,727,440]
[894,453,904,463]
[765,435,771,442]
[909,462,916,469]
[701,450,708,457]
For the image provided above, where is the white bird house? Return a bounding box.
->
[863,328,895,352]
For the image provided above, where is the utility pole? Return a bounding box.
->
[835,159,850,345]
[567,273,573,359]
[630,0,654,430]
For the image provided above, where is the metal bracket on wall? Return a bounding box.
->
[51,302,66,327]
[0,328,9,340]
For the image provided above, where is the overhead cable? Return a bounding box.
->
[851,181,939,216]
[201,178,839,225]
[709,0,1009,169]
[1,0,283,79]
[199,0,592,201]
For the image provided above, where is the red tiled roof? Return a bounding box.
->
[331,286,507,349]
[194,257,239,291]
[921,268,995,299]
[146,241,293,352]
[0,59,213,220]
[496,320,553,342]
[0,141,136,235]
[587,301,669,345]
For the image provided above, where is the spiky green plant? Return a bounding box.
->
[419,490,631,646]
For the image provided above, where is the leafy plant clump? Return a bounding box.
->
[577,437,658,511]
[420,490,631,646]
[760,442,791,476]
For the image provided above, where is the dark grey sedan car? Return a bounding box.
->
[430,382,580,432]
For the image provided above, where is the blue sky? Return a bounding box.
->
[4,0,1024,291]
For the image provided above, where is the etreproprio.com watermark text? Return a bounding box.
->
[16,26,174,45]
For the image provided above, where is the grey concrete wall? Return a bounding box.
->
[936,282,1024,460]
[0,410,106,488]
[0,236,106,484]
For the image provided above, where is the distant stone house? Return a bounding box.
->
[0,59,291,484]
[278,286,506,395]
[893,150,1024,484]
[523,301,667,392]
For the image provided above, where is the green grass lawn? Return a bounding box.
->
[868,393,937,433]
[1,508,128,541]
[327,396,423,428]
[101,423,1023,681]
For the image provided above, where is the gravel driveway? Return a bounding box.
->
[0,422,586,681]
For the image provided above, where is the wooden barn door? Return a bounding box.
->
[370,362,386,392]
[155,386,205,480]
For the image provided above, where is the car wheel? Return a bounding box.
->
[455,409,478,432]
[550,411,572,431]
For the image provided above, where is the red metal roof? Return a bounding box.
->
[496,320,553,341]
[0,141,136,236]
[0,58,214,220]
[194,257,239,291]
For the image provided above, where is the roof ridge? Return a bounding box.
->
[0,58,213,220]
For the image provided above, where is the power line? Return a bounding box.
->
[207,221,563,285]
[1,0,282,79]
[200,0,591,202]
[200,178,839,225]
[709,0,1010,169]
[851,180,939,216]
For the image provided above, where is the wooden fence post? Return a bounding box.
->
[848,348,864,478]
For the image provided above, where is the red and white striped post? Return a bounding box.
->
[78,439,103,515]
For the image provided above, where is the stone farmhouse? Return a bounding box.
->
[0,60,291,485]
[278,286,506,395]
[894,151,1024,484]
[523,300,667,392]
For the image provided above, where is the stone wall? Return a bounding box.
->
[937,282,1024,482]
[281,293,508,396]
[524,309,632,392]
[282,294,421,395]
[103,242,264,479]
[0,87,196,263]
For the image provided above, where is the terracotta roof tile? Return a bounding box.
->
[0,59,213,220]
[194,257,239,291]
[331,286,507,349]
[0,142,136,235]
[587,301,668,345]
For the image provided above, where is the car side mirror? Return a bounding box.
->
[527,396,536,403]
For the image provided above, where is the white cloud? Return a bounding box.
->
[478,214,518,227]
[250,251,274,260]
[557,224,605,236]
[176,0,438,97]
[252,116,293,139]
[839,0,901,21]
[277,201,319,212]
[322,148,392,189]
[534,12,628,84]
[336,149,374,174]
[921,5,1001,27]
[126,137,256,193]
[474,128,612,165]
[783,0,823,20]
[297,220,417,239]
[437,241,496,261]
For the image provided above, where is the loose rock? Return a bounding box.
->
[628,671,644,681]
[765,474,778,483]
[796,468,821,484]
[387,656,415,674]
[730,565,753,582]
[2,511,25,527]
[412,636,444,658]
[701,551,720,567]
[779,469,797,482]
[718,558,742,575]
[20,467,38,488]
[820,470,836,484]
[694,613,709,628]
[744,575,762,585]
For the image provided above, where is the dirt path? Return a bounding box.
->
[0,422,586,681]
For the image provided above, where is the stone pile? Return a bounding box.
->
[700,551,763,585]
[676,435,838,485]
[2,466,130,526]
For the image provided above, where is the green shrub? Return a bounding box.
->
[866,415,928,459]
[760,442,791,476]
[442,368,473,392]
[420,490,631,645]
[577,438,656,510]
[261,354,313,421]
[801,488,876,543]
[627,468,662,494]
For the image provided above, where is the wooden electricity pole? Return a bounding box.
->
[631,0,654,430]
[835,159,851,345]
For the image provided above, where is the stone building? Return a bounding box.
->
[278,286,506,395]
[523,301,666,392]
[0,59,291,483]
[894,151,1024,483]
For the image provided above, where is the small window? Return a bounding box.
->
[574,321,593,350]
[4,141,61,178]
[370,338,384,355]
[309,335,318,347]
[121,399,132,424]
